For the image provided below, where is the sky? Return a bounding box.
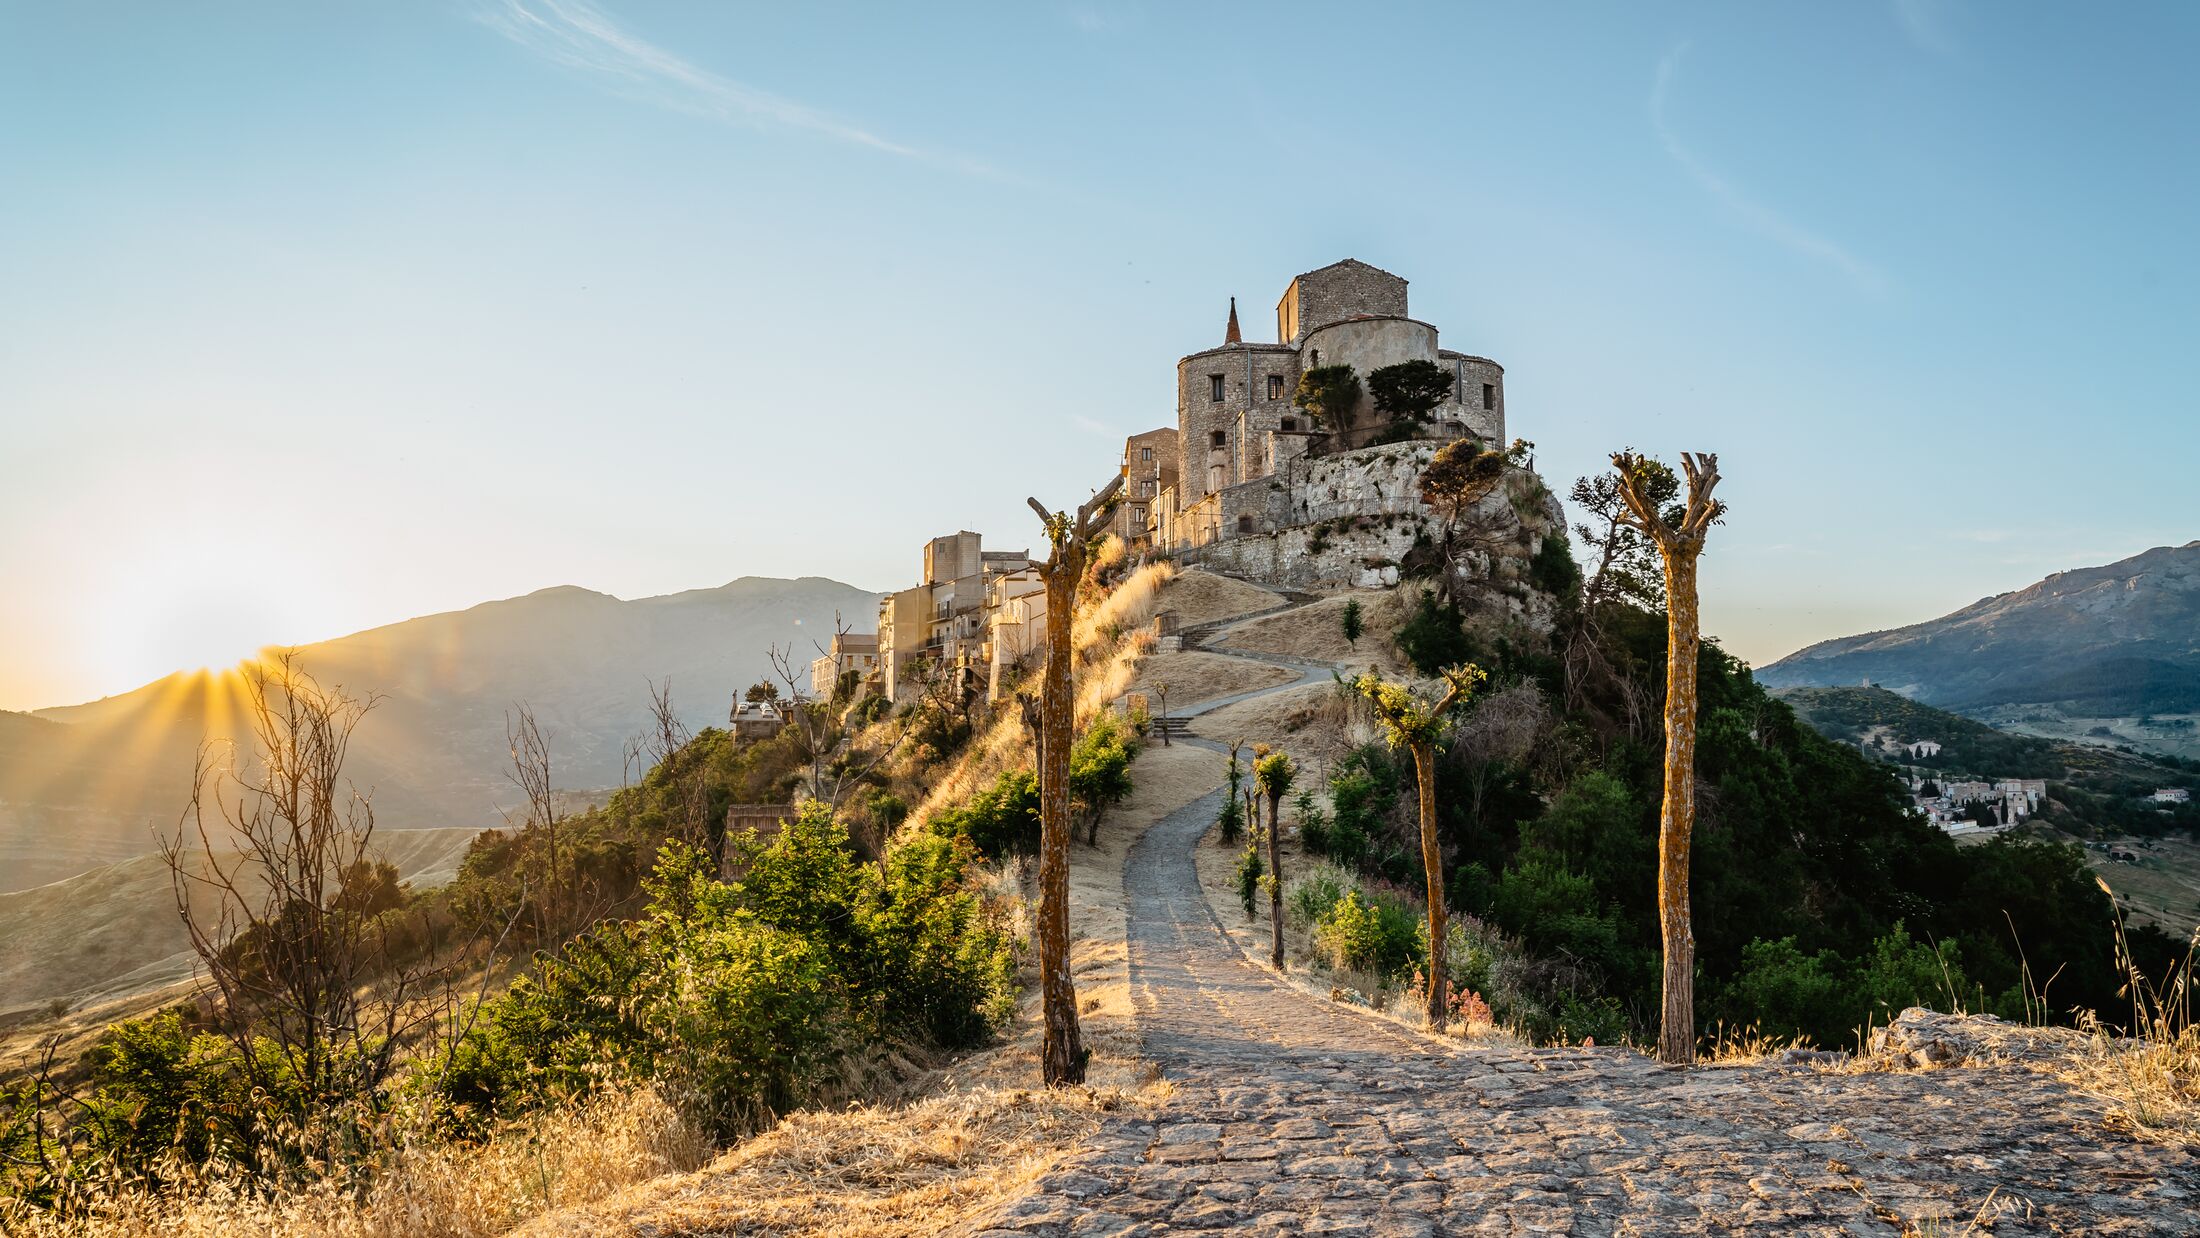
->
[1,1,2195,712]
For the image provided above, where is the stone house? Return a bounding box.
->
[808,631,879,698]
[1112,427,1178,548]
[728,699,786,742]
[877,530,1035,702]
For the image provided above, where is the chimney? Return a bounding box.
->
[1225,297,1241,345]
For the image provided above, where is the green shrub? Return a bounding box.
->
[1394,590,1474,678]
[927,768,1041,857]
[1286,864,1350,929]
[1313,889,1420,976]
[1235,842,1264,919]
[433,814,1016,1140]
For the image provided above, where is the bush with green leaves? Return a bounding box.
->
[1235,842,1265,919]
[1293,364,1362,429]
[1287,864,1352,930]
[432,807,1015,1139]
[1312,889,1421,976]
[928,768,1041,857]
[1071,712,1140,846]
[1393,589,1475,678]
[1366,359,1455,425]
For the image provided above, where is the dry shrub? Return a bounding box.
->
[11,1088,712,1238]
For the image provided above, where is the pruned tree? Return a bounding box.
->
[1293,364,1363,430]
[160,653,461,1136]
[1152,682,1171,747]
[1355,663,1487,1026]
[1254,749,1296,971]
[1367,359,1456,426]
[1609,449,1726,1066]
[1023,472,1123,1085]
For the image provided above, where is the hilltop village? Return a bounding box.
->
[805,258,1546,709]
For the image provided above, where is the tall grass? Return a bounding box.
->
[2070,876,2200,1142]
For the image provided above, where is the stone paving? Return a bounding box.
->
[979,780,2200,1235]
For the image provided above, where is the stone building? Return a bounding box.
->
[877,530,1032,702]
[1112,427,1178,547]
[1152,259,1512,573]
[808,630,879,698]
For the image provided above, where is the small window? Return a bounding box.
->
[1237,514,1254,533]
[1140,446,1153,461]
[1280,417,1297,432]
[1267,374,1285,400]
[1209,374,1225,402]
[1132,505,1146,522]
[1141,480,1155,495]
[1210,430,1226,449]
[1482,382,1495,410]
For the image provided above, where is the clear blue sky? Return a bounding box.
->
[2,1,2194,710]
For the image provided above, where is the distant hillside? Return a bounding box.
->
[1776,685,2064,778]
[0,827,482,1016]
[0,577,880,892]
[1759,541,2200,724]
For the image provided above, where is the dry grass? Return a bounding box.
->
[1192,681,1372,773]
[1213,588,1417,676]
[9,1088,716,1238]
[1151,570,1284,628]
[2056,883,2200,1144]
[508,1084,1132,1238]
[1125,651,1297,712]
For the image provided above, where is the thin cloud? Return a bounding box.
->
[1070,414,1115,437]
[1650,43,1886,293]
[479,0,1014,180]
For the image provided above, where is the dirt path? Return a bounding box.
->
[978,626,2200,1237]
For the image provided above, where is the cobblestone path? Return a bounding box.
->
[981,769,2200,1236]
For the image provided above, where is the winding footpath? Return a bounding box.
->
[979,618,2200,1236]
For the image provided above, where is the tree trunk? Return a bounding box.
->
[1656,549,1701,1065]
[1413,743,1448,1026]
[1266,790,1285,971]
[1038,549,1086,1086]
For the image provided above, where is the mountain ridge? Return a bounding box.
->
[1757,541,2200,723]
[0,575,882,892]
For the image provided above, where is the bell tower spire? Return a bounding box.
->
[1224,296,1242,344]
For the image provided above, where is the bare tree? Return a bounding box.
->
[765,613,909,815]
[160,653,457,1134]
[505,704,606,947]
[1024,473,1122,1086]
[1356,664,1487,1027]
[1610,449,1726,1066]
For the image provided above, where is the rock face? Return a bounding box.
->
[1181,441,1565,611]
[1758,541,2200,716]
